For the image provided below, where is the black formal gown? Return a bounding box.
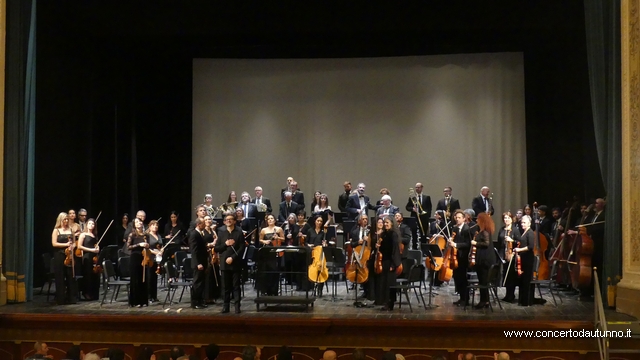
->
[373,230,402,307]
[81,234,100,300]
[473,230,496,304]
[146,233,162,301]
[497,226,521,300]
[518,229,535,306]
[257,231,280,296]
[53,230,78,305]
[127,233,149,307]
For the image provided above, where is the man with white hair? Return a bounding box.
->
[239,191,257,218]
[376,195,399,218]
[252,186,272,213]
[278,191,299,223]
[472,186,494,217]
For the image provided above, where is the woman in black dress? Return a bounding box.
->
[305,215,325,247]
[365,217,385,301]
[164,211,184,242]
[497,211,521,302]
[77,218,100,300]
[146,220,163,303]
[51,212,78,305]
[117,213,129,250]
[310,191,321,214]
[514,215,535,306]
[312,194,334,227]
[374,216,402,310]
[203,215,221,303]
[127,218,149,307]
[257,214,284,295]
[472,213,496,309]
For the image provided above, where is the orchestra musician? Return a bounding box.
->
[77,209,88,232]
[497,211,521,303]
[203,194,214,216]
[68,209,81,237]
[223,191,238,215]
[435,187,461,220]
[346,183,375,220]
[116,213,128,247]
[405,183,432,243]
[188,205,207,234]
[310,191,322,215]
[282,213,301,287]
[281,176,296,201]
[214,214,245,314]
[127,218,149,307]
[290,182,305,212]
[77,218,100,300]
[252,186,272,213]
[306,215,326,296]
[374,216,402,310]
[448,210,472,306]
[514,209,524,234]
[238,192,257,219]
[312,193,334,227]
[203,215,221,304]
[471,213,496,309]
[164,210,184,241]
[338,181,352,212]
[464,209,479,238]
[394,212,412,258]
[296,210,309,236]
[375,188,391,207]
[258,214,284,296]
[51,212,78,305]
[124,210,147,249]
[278,192,299,223]
[365,218,385,301]
[514,215,535,306]
[146,220,163,303]
[189,218,208,309]
[376,195,399,218]
[428,210,447,286]
[471,186,494,217]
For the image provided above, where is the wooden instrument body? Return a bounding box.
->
[534,232,550,280]
[308,245,329,283]
[570,230,594,290]
[346,243,371,284]
[438,234,456,283]
[63,236,74,267]
[374,234,383,275]
[425,235,446,271]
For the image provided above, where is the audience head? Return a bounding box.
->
[106,348,126,360]
[322,350,337,360]
[431,356,447,360]
[277,346,293,360]
[171,346,186,360]
[241,345,260,360]
[84,354,101,360]
[66,345,83,360]
[495,353,510,360]
[381,352,396,360]
[395,355,405,360]
[352,348,365,360]
[460,353,476,360]
[137,347,155,360]
[34,342,49,356]
[205,343,220,360]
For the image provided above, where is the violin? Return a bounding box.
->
[374,231,383,275]
[63,235,74,267]
[469,235,477,267]
[505,228,513,262]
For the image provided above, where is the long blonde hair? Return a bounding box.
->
[54,212,68,229]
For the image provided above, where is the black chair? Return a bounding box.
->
[118,257,131,280]
[181,257,194,281]
[163,262,192,308]
[390,258,427,312]
[531,258,563,306]
[40,253,55,301]
[100,260,130,306]
[465,263,503,312]
[174,251,188,278]
[406,249,426,289]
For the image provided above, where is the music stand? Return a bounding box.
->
[102,244,119,264]
[325,225,338,247]
[321,247,344,302]
[424,243,443,309]
[334,212,347,224]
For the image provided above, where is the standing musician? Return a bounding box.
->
[290,182,305,213]
[497,212,521,303]
[306,215,327,296]
[203,215,221,304]
[145,220,163,303]
[222,191,238,215]
[514,209,524,234]
[116,213,129,248]
[514,215,535,306]
[349,215,371,290]
[428,210,447,286]
[471,213,496,309]
[376,195,399,219]
[164,210,184,241]
[464,209,479,238]
[252,186,272,214]
[375,188,391,207]
[365,218,385,301]
[124,210,147,240]
[471,186,494,218]
[127,218,149,307]
[338,181,352,212]
[239,192,257,219]
[77,218,100,300]
[189,218,208,309]
[282,213,301,286]
[258,214,285,296]
[68,209,81,237]
[313,193,334,227]
[77,209,88,232]
[203,194,214,216]
[405,183,432,244]
[435,187,461,221]
[51,212,78,305]
[374,216,402,310]
[281,176,296,201]
[394,212,412,258]
[448,210,472,306]
[296,211,310,238]
[278,192,299,223]
[235,208,253,236]
[215,214,245,314]
[346,183,376,220]
[310,191,322,215]
[188,205,208,235]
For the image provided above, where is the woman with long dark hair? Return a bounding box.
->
[77,218,100,300]
[374,216,402,310]
[497,212,521,303]
[472,213,496,309]
[127,218,149,307]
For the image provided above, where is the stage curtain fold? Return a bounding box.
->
[583,0,622,299]
[3,0,35,302]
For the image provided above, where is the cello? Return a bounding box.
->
[425,235,446,272]
[532,202,550,280]
[308,244,329,285]
[346,226,370,284]
[438,233,456,283]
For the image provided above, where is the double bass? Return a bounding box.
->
[346,226,370,284]
[569,207,595,291]
[532,202,550,280]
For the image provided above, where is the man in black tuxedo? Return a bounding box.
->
[290,182,305,212]
[471,186,494,218]
[405,182,432,243]
[435,186,461,221]
[448,210,472,306]
[238,192,258,219]
[189,218,208,309]
[338,181,352,212]
[535,205,554,240]
[346,183,375,220]
[214,214,245,313]
[252,186,272,213]
[278,192,299,223]
[394,213,412,259]
[376,195,400,218]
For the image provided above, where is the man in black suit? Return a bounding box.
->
[252,186,272,213]
[394,213,412,259]
[435,186,461,221]
[238,192,258,219]
[338,181,352,212]
[471,186,494,218]
[448,210,472,306]
[189,218,208,309]
[290,182,305,212]
[405,182,432,243]
[214,214,245,313]
[536,205,554,240]
[278,192,299,223]
[346,183,375,220]
[376,195,400,218]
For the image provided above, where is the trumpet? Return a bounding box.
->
[408,188,428,216]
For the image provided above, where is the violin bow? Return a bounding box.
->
[96,220,114,246]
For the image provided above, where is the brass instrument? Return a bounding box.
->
[408,188,427,240]
[487,193,494,214]
[445,194,451,219]
[257,202,268,212]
